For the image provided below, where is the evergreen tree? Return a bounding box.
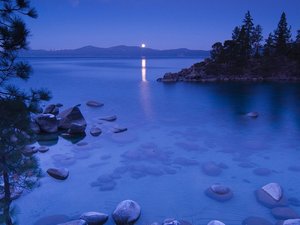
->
[263,33,275,57]
[296,30,300,44]
[252,25,263,57]
[232,26,241,41]
[242,11,255,57]
[274,12,292,55]
[0,1,50,224]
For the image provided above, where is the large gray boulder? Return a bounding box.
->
[35,114,58,133]
[58,106,87,133]
[112,200,141,225]
[262,183,283,201]
[282,219,300,225]
[80,212,108,225]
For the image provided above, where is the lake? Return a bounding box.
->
[11,57,300,225]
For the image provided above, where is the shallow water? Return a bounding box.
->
[11,57,300,225]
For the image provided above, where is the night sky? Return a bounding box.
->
[26,0,300,50]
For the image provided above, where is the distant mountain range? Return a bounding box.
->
[20,45,209,58]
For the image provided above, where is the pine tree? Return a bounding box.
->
[252,25,263,57]
[242,11,255,57]
[263,33,275,57]
[232,26,241,41]
[296,30,300,44]
[274,12,292,55]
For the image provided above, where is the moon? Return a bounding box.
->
[141,43,146,48]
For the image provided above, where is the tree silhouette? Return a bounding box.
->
[0,1,50,224]
[274,12,292,55]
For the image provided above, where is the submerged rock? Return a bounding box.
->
[163,219,180,225]
[246,112,259,118]
[253,168,272,176]
[80,212,108,225]
[58,220,87,225]
[205,184,233,202]
[202,162,222,176]
[35,113,58,133]
[90,127,102,137]
[100,115,117,122]
[262,183,283,201]
[38,146,50,153]
[112,200,141,225]
[242,216,273,225]
[47,168,69,180]
[271,207,300,220]
[87,101,104,107]
[113,127,128,133]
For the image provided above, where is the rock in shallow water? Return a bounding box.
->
[80,212,108,225]
[58,106,87,133]
[207,220,225,225]
[255,188,288,208]
[246,112,259,118]
[100,115,117,122]
[205,184,233,202]
[87,100,104,107]
[202,162,222,176]
[253,168,272,176]
[58,220,87,225]
[281,219,300,225]
[262,183,283,201]
[271,207,300,220]
[112,200,141,225]
[38,146,49,153]
[242,216,273,225]
[35,113,58,133]
[47,168,69,180]
[90,127,102,137]
[113,127,128,133]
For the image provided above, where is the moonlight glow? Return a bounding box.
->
[141,43,146,48]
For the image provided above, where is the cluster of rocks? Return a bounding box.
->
[57,200,141,225]
[255,183,300,224]
[32,104,87,137]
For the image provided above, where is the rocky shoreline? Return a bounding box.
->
[157,63,300,83]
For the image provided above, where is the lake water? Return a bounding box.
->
[11,57,300,225]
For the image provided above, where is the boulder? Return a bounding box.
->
[246,112,259,118]
[87,101,104,107]
[44,104,59,116]
[242,216,273,225]
[255,188,288,208]
[80,212,108,225]
[163,219,180,225]
[68,123,86,134]
[282,219,300,225]
[58,106,87,133]
[30,121,41,134]
[262,183,283,201]
[58,220,87,225]
[205,184,233,202]
[47,168,69,180]
[202,162,222,176]
[207,220,225,225]
[271,207,299,220]
[35,114,58,133]
[112,200,141,225]
[38,146,50,153]
[100,115,117,122]
[113,127,128,133]
[90,127,102,137]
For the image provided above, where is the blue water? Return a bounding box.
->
[12,58,300,225]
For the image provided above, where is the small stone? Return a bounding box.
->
[262,183,283,201]
[47,168,69,180]
[22,145,38,157]
[87,101,104,107]
[90,127,102,137]
[207,220,226,225]
[80,212,108,225]
[246,112,259,118]
[113,127,128,133]
[38,146,50,153]
[58,220,87,225]
[202,162,222,176]
[205,184,233,202]
[163,218,180,225]
[255,188,288,208]
[100,115,117,122]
